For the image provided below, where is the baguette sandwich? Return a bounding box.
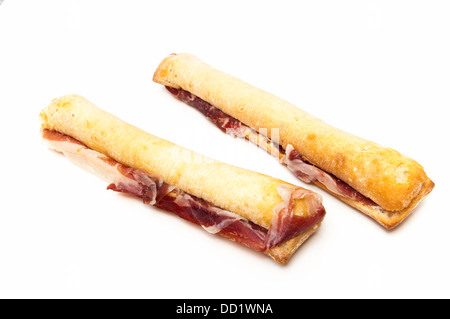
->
[153,53,434,229]
[39,94,326,264]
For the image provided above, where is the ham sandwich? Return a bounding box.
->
[40,94,326,264]
[153,53,434,229]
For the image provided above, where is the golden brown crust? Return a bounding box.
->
[265,219,324,264]
[153,53,434,218]
[40,94,325,263]
[314,178,434,229]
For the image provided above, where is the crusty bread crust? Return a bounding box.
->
[153,53,434,218]
[314,178,434,229]
[265,219,324,264]
[40,94,325,263]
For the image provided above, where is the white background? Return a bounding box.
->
[0,0,448,299]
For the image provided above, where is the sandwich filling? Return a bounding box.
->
[166,86,378,207]
[42,129,325,252]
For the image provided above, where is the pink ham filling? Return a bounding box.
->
[42,129,325,252]
[166,86,377,206]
